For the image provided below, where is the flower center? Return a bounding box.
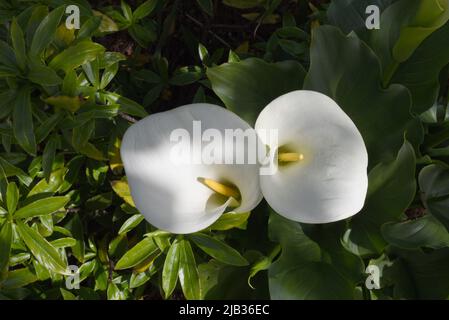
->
[278,152,304,163]
[197,178,241,207]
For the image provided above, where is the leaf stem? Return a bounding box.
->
[382,62,399,88]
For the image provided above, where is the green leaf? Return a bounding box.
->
[248,245,281,289]
[189,233,248,266]
[36,112,65,143]
[0,90,15,119]
[385,247,449,299]
[29,168,65,196]
[108,234,128,259]
[6,182,19,215]
[392,20,449,113]
[78,259,96,282]
[111,180,135,207]
[65,213,85,263]
[100,63,119,89]
[10,18,26,71]
[382,215,449,249]
[268,213,363,299]
[27,60,62,86]
[178,239,201,300]
[1,267,37,289]
[196,0,213,16]
[0,40,18,69]
[51,237,76,248]
[207,57,306,125]
[118,214,144,235]
[0,221,13,276]
[162,238,181,299]
[105,93,148,118]
[198,43,209,62]
[134,69,161,83]
[49,40,105,73]
[107,281,126,300]
[209,211,250,230]
[121,0,133,21]
[72,119,95,151]
[45,96,81,113]
[130,269,153,289]
[16,220,68,275]
[129,23,156,48]
[13,87,36,156]
[30,6,65,56]
[14,196,69,220]
[343,141,416,256]
[115,237,159,270]
[26,6,49,48]
[327,0,394,36]
[304,25,417,165]
[79,143,107,161]
[42,135,58,182]
[223,0,263,9]
[374,0,449,68]
[60,288,76,300]
[0,157,32,186]
[82,59,100,88]
[78,15,102,39]
[419,164,449,229]
[133,0,158,20]
[169,67,202,86]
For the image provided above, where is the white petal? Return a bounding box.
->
[121,103,262,234]
[255,90,368,223]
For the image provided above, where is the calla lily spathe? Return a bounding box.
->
[120,103,263,234]
[255,90,368,224]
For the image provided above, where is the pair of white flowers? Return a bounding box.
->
[120,90,368,234]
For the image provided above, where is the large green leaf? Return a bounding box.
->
[367,0,448,82]
[327,0,394,37]
[304,25,417,166]
[268,213,364,299]
[391,20,449,113]
[209,211,250,231]
[10,18,26,71]
[6,182,19,215]
[1,267,37,289]
[133,0,158,20]
[13,87,36,156]
[115,236,159,270]
[118,214,144,235]
[162,237,180,299]
[381,215,449,249]
[65,213,85,263]
[343,141,416,256]
[30,6,65,56]
[178,239,201,300]
[419,164,449,229]
[0,221,12,277]
[16,220,68,275]
[105,93,148,118]
[27,60,62,86]
[207,57,306,125]
[49,40,105,73]
[14,196,69,220]
[383,247,449,299]
[188,233,248,266]
[0,40,18,69]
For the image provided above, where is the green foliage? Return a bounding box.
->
[0,0,448,301]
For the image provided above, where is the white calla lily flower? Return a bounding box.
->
[120,103,263,234]
[255,90,368,223]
